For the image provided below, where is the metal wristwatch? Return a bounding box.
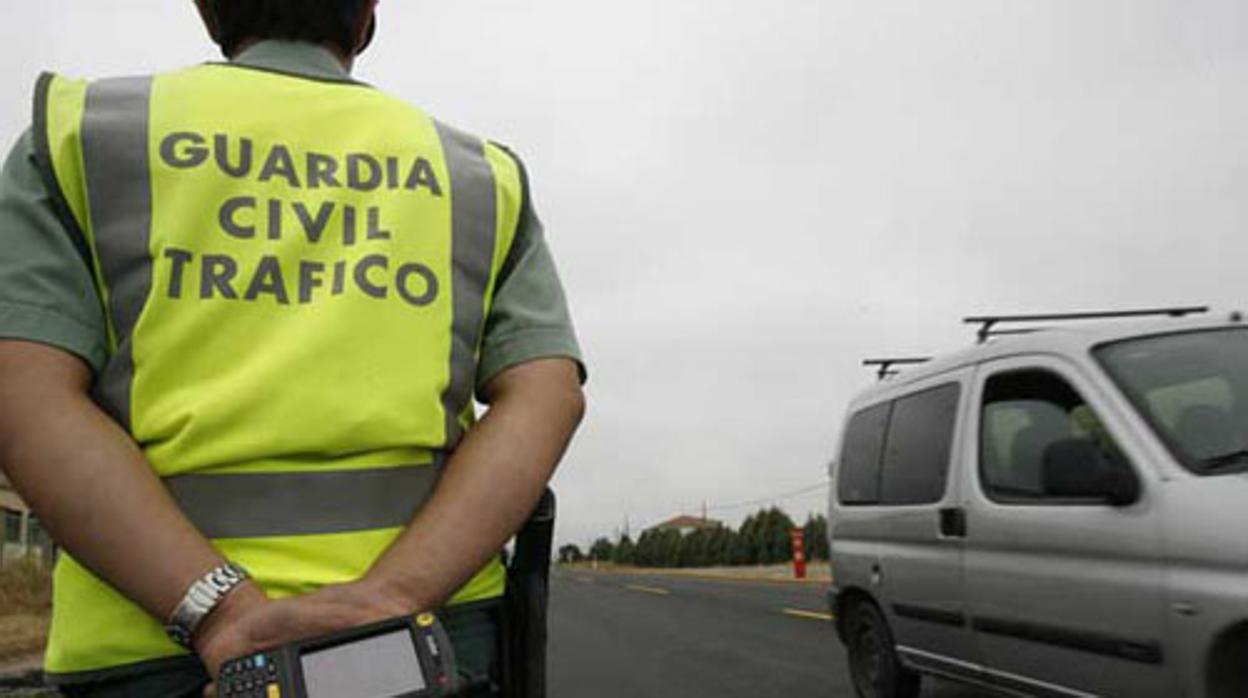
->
[164,562,250,649]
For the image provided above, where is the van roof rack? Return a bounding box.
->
[964,306,1209,344]
[863,357,932,381]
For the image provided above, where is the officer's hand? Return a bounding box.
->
[196,579,412,697]
[192,581,271,694]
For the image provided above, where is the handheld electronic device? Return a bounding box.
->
[216,613,458,698]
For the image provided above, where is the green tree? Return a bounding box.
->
[634,529,659,567]
[680,528,714,568]
[659,529,682,567]
[613,535,635,565]
[589,537,615,562]
[754,510,770,563]
[736,513,761,565]
[708,526,737,566]
[732,507,797,565]
[803,514,830,561]
[763,507,797,564]
[557,544,584,564]
[620,508,819,569]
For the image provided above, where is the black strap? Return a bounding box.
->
[503,488,556,698]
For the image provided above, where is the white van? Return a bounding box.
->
[827,309,1248,698]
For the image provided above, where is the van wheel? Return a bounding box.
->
[845,601,921,698]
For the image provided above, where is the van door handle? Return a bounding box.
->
[939,507,967,538]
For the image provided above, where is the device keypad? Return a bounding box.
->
[219,653,281,698]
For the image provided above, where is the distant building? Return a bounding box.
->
[647,515,722,536]
[1,473,53,567]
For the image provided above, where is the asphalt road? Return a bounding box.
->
[548,568,993,698]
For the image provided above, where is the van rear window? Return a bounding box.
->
[837,403,891,505]
[837,382,961,506]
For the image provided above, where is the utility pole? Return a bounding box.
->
[702,500,708,522]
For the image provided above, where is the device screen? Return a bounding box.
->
[301,628,427,698]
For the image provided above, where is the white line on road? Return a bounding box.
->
[624,584,672,596]
[781,608,834,622]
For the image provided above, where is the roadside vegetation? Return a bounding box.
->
[0,559,52,662]
[563,508,830,569]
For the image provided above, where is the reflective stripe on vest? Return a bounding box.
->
[35,65,522,679]
[165,459,445,539]
[434,120,497,449]
[81,77,155,429]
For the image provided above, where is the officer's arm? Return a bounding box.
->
[365,357,585,611]
[0,340,265,625]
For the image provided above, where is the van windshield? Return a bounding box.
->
[1096,327,1248,475]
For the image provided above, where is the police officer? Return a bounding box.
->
[0,1,586,696]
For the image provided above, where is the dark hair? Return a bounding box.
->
[208,0,370,57]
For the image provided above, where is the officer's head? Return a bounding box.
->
[194,0,379,63]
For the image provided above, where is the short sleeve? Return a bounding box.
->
[475,159,585,399]
[0,129,108,371]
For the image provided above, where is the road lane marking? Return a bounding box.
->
[574,577,594,584]
[556,565,831,587]
[782,608,834,622]
[624,584,671,596]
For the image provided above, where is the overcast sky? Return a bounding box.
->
[5,1,1248,548]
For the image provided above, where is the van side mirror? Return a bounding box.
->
[1041,438,1140,506]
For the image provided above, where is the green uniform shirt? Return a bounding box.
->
[0,40,584,393]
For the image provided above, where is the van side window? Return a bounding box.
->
[980,369,1126,501]
[880,383,961,505]
[837,403,891,505]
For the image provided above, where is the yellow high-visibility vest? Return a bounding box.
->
[33,63,522,680]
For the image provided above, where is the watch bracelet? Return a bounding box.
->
[166,562,249,647]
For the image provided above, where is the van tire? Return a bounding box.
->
[845,600,921,698]
[1208,624,1248,698]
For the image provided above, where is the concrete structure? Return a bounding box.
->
[0,473,51,568]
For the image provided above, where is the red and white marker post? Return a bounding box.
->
[790,528,807,580]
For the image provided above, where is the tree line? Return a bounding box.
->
[559,508,830,569]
